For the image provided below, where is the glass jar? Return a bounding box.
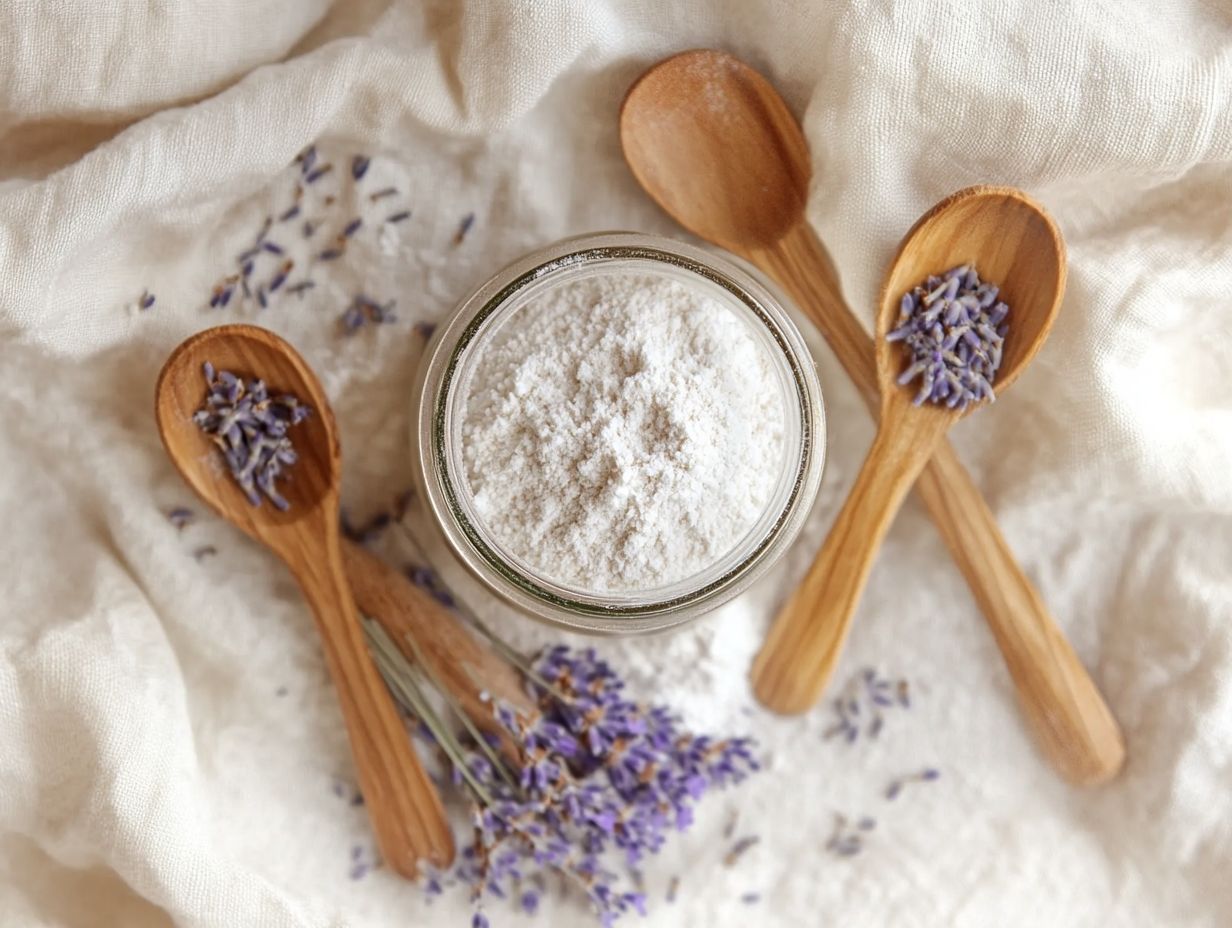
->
[412,232,825,635]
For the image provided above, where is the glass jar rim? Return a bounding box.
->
[413,232,826,635]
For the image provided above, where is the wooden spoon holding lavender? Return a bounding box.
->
[155,323,454,876]
[752,187,1066,714]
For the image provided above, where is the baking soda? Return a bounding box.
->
[461,271,786,592]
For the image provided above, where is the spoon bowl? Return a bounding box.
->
[876,186,1066,411]
[621,49,808,252]
[155,324,454,875]
[156,325,337,527]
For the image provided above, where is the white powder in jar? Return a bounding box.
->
[460,270,786,592]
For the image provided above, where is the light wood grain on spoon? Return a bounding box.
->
[753,186,1064,714]
[155,324,454,875]
[620,50,1125,784]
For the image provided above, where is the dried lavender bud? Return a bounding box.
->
[413,320,437,339]
[296,144,317,174]
[740,893,761,904]
[285,281,316,297]
[278,204,301,222]
[305,163,333,184]
[317,247,343,262]
[268,260,294,292]
[192,545,217,562]
[386,210,412,224]
[350,155,371,181]
[887,264,1008,411]
[454,211,475,244]
[824,667,910,744]
[139,289,156,310]
[369,186,398,201]
[341,217,363,238]
[166,506,194,530]
[261,241,284,256]
[192,364,311,510]
[723,835,760,866]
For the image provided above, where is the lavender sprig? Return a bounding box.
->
[191,364,310,510]
[365,628,760,926]
[887,264,1008,411]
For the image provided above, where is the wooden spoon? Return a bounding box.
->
[621,50,1125,784]
[752,186,1063,712]
[155,324,454,876]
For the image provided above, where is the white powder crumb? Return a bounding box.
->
[461,271,785,592]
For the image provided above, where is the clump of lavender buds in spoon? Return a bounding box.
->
[192,363,311,510]
[887,264,1009,411]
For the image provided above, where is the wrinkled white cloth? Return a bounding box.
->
[2,2,1231,927]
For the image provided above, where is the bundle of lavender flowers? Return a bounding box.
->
[365,621,759,927]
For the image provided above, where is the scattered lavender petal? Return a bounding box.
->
[297,145,317,174]
[342,217,363,238]
[454,211,475,244]
[386,210,412,224]
[261,241,284,256]
[166,507,194,530]
[350,155,371,181]
[724,836,760,867]
[278,204,301,222]
[317,247,343,262]
[305,163,333,184]
[139,289,156,310]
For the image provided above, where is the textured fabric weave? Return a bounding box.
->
[1,2,1230,926]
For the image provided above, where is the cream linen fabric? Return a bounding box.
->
[2,2,1231,926]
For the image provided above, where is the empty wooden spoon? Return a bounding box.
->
[155,324,453,876]
[620,49,1124,785]
[752,187,1064,713]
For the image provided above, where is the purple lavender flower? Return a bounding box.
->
[139,289,156,310]
[351,155,371,181]
[192,364,310,510]
[400,645,760,926]
[454,211,475,244]
[386,210,412,224]
[887,264,1008,411]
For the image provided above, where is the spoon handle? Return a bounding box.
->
[342,540,533,722]
[750,224,1124,781]
[293,530,455,875]
[752,406,947,714]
